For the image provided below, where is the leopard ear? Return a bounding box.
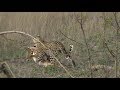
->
[36,35,40,40]
[26,47,30,50]
[32,38,39,43]
[36,35,45,43]
[69,45,73,52]
[26,47,32,53]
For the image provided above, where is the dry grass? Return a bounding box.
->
[0,12,120,78]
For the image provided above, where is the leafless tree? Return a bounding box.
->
[74,12,93,78]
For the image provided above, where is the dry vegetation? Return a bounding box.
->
[0,12,120,78]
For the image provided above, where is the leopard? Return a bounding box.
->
[26,35,75,67]
[26,46,55,67]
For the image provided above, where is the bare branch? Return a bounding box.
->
[74,12,93,78]
[102,13,116,58]
[113,12,120,77]
[113,12,120,31]
[102,13,118,77]
[104,41,115,58]
[59,30,82,45]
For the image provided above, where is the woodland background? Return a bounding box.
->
[0,12,120,78]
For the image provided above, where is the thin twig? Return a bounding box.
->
[113,12,120,31]
[59,30,82,45]
[102,13,117,59]
[104,42,115,58]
